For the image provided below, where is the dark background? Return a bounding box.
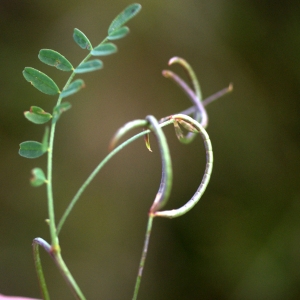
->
[1,0,300,299]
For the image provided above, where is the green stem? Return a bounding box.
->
[57,119,174,234]
[54,253,86,300]
[45,36,109,296]
[32,238,51,300]
[132,215,154,300]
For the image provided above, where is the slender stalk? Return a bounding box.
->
[44,36,110,297]
[132,215,154,300]
[57,119,174,234]
[54,253,86,300]
[32,238,51,300]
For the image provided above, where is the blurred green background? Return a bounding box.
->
[1,0,300,299]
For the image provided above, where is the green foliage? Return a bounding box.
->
[74,60,103,73]
[61,79,85,98]
[73,28,92,50]
[30,168,47,187]
[108,3,141,35]
[107,26,130,40]
[38,49,73,71]
[18,3,232,300]
[91,43,118,56]
[24,106,52,124]
[52,102,72,124]
[23,67,60,95]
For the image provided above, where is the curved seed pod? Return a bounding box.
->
[145,115,173,213]
[154,114,213,218]
[162,69,208,129]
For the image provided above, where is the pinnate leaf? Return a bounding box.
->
[38,49,73,71]
[74,60,103,74]
[24,106,52,124]
[108,3,141,35]
[52,102,72,124]
[30,168,47,187]
[61,79,85,98]
[73,28,92,50]
[91,43,117,56]
[23,67,60,95]
[107,26,130,40]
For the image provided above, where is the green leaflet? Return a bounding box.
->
[52,102,72,124]
[61,79,85,98]
[108,3,141,35]
[19,117,49,159]
[24,106,52,124]
[23,67,60,95]
[19,141,46,159]
[38,49,73,71]
[73,28,92,50]
[30,168,47,187]
[107,26,130,40]
[74,60,103,74]
[91,43,117,56]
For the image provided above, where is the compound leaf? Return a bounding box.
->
[73,28,92,50]
[24,106,52,124]
[61,79,85,98]
[23,67,60,95]
[74,59,103,74]
[107,26,130,40]
[108,3,141,35]
[91,43,117,56]
[38,49,73,71]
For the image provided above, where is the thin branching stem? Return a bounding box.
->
[44,36,111,298]
[132,215,154,300]
[57,118,174,234]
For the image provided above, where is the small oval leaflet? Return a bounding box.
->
[52,102,72,124]
[23,67,60,95]
[30,168,47,187]
[38,49,73,71]
[73,28,92,50]
[108,3,141,35]
[61,79,85,99]
[24,106,52,124]
[74,60,103,74]
[91,43,117,56]
[19,141,47,159]
[107,27,130,41]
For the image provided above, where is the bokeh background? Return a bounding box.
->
[1,0,300,299]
